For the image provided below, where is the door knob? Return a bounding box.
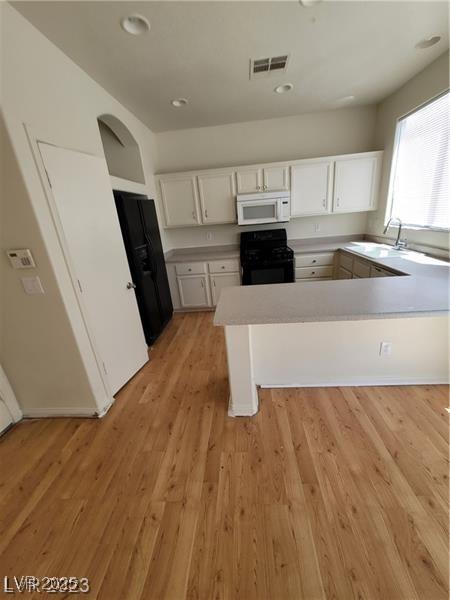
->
[127,282,137,289]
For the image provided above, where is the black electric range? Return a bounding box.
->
[240,229,295,285]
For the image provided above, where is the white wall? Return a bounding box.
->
[251,317,449,386]
[0,5,164,415]
[156,105,378,248]
[98,120,146,184]
[367,52,450,252]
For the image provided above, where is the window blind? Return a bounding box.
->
[389,90,449,231]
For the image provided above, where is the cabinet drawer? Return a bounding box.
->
[339,252,353,271]
[295,266,333,279]
[175,262,206,276]
[370,265,394,277]
[353,258,371,278]
[295,252,334,268]
[208,258,240,273]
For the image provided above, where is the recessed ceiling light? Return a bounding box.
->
[120,14,150,36]
[171,98,188,108]
[299,0,322,6]
[274,83,293,94]
[336,95,355,104]
[416,35,441,49]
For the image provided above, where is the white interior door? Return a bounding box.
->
[38,143,148,394]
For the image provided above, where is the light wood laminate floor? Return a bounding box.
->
[0,312,448,600]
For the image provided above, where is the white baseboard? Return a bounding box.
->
[259,377,450,388]
[23,406,100,418]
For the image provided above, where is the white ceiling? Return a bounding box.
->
[12,1,449,132]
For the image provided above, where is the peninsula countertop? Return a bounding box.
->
[214,242,450,326]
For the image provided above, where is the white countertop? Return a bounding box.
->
[214,242,450,326]
[164,235,363,263]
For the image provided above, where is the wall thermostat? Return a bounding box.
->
[6,249,36,269]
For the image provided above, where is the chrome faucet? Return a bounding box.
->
[383,217,407,250]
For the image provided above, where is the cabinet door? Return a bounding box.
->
[236,167,263,193]
[197,170,237,224]
[210,272,240,306]
[263,166,289,191]
[291,161,332,216]
[333,156,379,213]
[159,175,201,227]
[338,266,353,280]
[177,275,210,307]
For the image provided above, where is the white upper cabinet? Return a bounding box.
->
[290,160,333,216]
[236,166,263,193]
[157,151,383,228]
[236,164,289,193]
[197,170,237,224]
[263,165,290,191]
[333,154,381,213]
[159,175,201,227]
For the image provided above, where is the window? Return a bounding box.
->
[388,90,449,231]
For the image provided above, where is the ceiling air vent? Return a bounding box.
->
[250,55,289,79]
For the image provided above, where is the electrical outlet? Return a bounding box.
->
[206,231,213,242]
[379,342,392,357]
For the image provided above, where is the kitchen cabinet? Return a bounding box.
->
[353,258,371,278]
[177,275,211,308]
[197,170,237,224]
[338,266,353,279]
[294,251,335,282]
[370,265,395,277]
[290,160,333,216]
[157,151,383,228]
[336,250,399,279]
[210,272,241,305]
[263,165,289,191]
[236,166,262,193]
[159,174,201,227]
[236,164,289,193]
[333,155,381,213]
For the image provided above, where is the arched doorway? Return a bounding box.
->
[97,114,145,184]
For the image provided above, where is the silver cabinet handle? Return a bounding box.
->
[205,209,208,218]
[312,259,317,263]
[201,279,204,288]
[126,282,136,289]
[311,271,316,275]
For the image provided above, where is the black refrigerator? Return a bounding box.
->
[114,191,173,346]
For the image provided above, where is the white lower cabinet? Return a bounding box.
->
[177,275,211,308]
[172,258,241,309]
[295,251,335,282]
[210,272,241,305]
[338,266,353,279]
